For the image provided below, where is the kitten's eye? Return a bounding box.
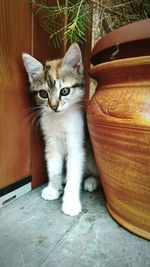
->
[39,90,48,99]
[60,87,70,96]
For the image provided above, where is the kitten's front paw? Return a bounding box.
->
[42,185,62,201]
[62,199,81,216]
[84,177,98,192]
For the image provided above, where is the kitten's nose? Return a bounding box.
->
[50,104,59,111]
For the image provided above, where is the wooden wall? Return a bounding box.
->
[0,0,91,190]
[0,0,32,189]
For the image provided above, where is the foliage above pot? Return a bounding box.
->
[34,0,150,47]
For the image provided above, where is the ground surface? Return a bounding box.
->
[0,186,149,267]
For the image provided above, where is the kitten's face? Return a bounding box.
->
[32,59,85,113]
[22,44,85,113]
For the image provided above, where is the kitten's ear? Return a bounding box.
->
[22,53,43,83]
[63,43,83,74]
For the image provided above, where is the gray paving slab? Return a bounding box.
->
[0,186,149,267]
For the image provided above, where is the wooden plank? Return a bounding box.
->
[0,0,32,188]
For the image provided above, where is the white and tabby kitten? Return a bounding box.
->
[22,43,98,216]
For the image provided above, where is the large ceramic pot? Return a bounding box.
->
[87,20,150,240]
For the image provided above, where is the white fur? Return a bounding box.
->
[41,106,85,216]
[84,177,99,192]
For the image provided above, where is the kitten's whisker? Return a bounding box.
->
[21,106,39,112]
[21,110,42,128]
[20,108,42,124]
[33,109,46,134]
[21,112,37,127]
[31,111,42,127]
[21,106,41,117]
[35,118,41,133]
[24,111,39,122]
[35,113,44,134]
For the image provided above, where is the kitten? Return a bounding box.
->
[22,43,98,216]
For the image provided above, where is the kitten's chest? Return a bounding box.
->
[41,110,84,149]
[41,113,66,141]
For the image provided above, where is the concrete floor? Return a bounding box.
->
[0,186,149,267]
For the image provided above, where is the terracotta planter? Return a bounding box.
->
[87,20,150,240]
[91,19,150,65]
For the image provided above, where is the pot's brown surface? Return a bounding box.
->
[87,56,150,240]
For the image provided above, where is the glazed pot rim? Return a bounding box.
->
[91,19,150,64]
[90,55,150,75]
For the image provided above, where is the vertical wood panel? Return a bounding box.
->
[0,0,32,188]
